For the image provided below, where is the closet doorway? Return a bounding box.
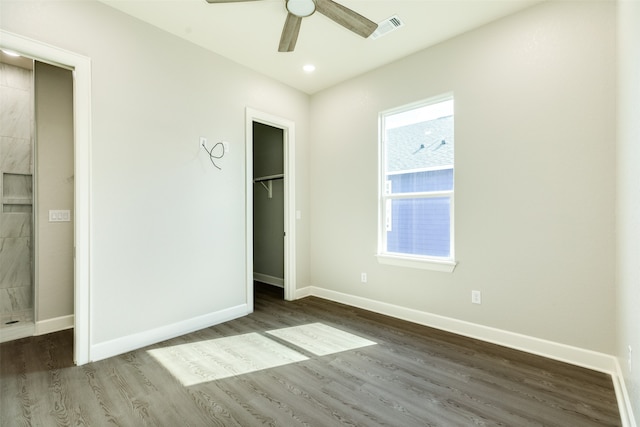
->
[245,108,296,310]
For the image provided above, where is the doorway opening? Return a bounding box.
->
[252,122,284,297]
[245,108,296,311]
[0,54,75,344]
[1,30,91,365]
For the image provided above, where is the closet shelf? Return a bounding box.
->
[253,174,284,199]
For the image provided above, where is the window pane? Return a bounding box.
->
[379,96,454,263]
[384,100,454,174]
[386,197,451,257]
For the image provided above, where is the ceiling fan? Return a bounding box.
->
[205,0,378,52]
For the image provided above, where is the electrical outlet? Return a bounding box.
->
[361,273,367,283]
[629,345,633,372]
[471,290,482,304]
[200,136,207,149]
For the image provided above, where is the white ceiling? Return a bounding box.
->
[99,0,541,94]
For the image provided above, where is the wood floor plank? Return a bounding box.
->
[1,282,621,426]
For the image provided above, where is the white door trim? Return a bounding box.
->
[1,30,92,365]
[245,108,296,308]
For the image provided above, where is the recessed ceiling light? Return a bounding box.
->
[303,64,316,73]
[1,49,21,57]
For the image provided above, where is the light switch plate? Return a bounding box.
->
[49,209,71,222]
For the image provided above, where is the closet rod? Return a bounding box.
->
[253,173,284,183]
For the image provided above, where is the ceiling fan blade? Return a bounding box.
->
[279,13,302,52]
[315,0,377,38]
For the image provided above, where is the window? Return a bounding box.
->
[378,95,456,272]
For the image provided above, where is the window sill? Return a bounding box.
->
[376,254,457,273]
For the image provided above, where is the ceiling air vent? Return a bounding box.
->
[370,15,404,40]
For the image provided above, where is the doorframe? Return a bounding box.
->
[245,108,296,309]
[1,30,92,365]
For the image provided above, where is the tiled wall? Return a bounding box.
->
[0,62,33,320]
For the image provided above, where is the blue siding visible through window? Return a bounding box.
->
[387,169,453,193]
[386,169,453,257]
[387,197,451,257]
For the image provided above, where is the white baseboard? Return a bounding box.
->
[297,285,637,425]
[36,315,74,335]
[90,304,249,362]
[613,358,638,427]
[295,286,312,299]
[301,286,615,372]
[254,273,284,288]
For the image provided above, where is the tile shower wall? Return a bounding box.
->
[0,62,33,321]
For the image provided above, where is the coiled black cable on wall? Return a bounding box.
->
[202,140,225,170]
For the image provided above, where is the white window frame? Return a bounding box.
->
[377,94,457,273]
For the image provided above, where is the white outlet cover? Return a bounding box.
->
[471,290,482,304]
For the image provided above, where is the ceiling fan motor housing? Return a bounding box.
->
[286,0,316,17]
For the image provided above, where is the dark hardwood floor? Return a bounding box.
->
[1,282,621,426]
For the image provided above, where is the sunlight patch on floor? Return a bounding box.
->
[266,322,377,356]
[147,323,376,386]
[148,332,308,386]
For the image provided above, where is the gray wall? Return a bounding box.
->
[253,122,284,283]
[35,61,74,322]
[1,0,311,350]
[308,0,617,354]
